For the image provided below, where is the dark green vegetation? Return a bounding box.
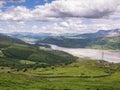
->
[0,34,77,70]
[0,60,120,90]
[37,36,120,50]
[89,36,120,50]
[0,33,27,48]
[37,36,91,48]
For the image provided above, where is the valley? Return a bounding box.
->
[0,30,120,90]
[0,0,120,90]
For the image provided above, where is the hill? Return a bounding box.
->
[89,36,120,49]
[37,36,120,50]
[0,34,77,70]
[37,36,91,48]
[0,33,27,48]
[0,60,120,90]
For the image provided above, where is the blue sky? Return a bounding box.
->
[0,0,120,34]
[4,0,53,9]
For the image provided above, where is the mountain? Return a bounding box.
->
[89,36,120,49]
[0,33,26,43]
[37,36,120,50]
[0,33,28,48]
[75,29,120,38]
[6,32,55,44]
[9,32,53,39]
[37,36,92,48]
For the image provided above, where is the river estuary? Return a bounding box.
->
[49,44,120,63]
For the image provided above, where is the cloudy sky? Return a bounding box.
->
[0,0,120,34]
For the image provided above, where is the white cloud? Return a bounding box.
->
[48,0,119,18]
[0,6,32,21]
[0,0,120,21]
[0,0,120,34]
[1,18,120,34]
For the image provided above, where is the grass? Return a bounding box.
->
[0,60,120,90]
[0,71,120,90]
[14,60,110,76]
[20,60,36,65]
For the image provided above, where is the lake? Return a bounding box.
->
[49,44,120,63]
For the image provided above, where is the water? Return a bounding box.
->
[49,44,120,63]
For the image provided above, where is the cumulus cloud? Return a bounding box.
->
[39,18,120,34]
[0,0,120,34]
[0,6,32,21]
[0,0,120,21]
[30,0,120,21]
[1,17,120,34]
[48,0,119,18]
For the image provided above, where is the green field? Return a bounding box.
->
[13,60,115,76]
[0,60,120,90]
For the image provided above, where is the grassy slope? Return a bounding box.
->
[37,36,120,50]
[0,34,77,69]
[14,60,114,76]
[0,60,120,90]
[89,36,120,50]
[0,34,27,49]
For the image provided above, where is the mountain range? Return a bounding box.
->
[36,29,120,49]
[0,29,120,50]
[7,28,120,40]
[75,29,120,38]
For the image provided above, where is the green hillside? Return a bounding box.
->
[0,34,27,49]
[0,34,77,70]
[37,36,120,50]
[89,36,120,50]
[37,36,92,48]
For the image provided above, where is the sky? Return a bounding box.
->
[0,0,120,34]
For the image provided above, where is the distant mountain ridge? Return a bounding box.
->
[5,29,120,40]
[0,33,26,44]
[8,32,53,39]
[75,29,120,38]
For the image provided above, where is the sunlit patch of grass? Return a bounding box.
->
[20,60,36,65]
[14,60,116,77]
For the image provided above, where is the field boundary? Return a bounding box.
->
[15,73,111,79]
